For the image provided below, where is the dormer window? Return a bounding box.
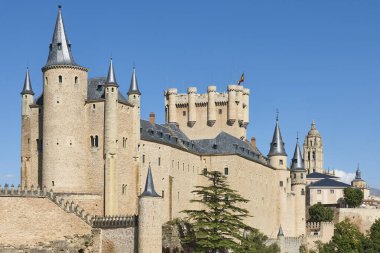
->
[57,43,62,50]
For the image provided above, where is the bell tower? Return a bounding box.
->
[303,121,323,174]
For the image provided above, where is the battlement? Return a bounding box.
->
[164,85,250,140]
[92,215,138,228]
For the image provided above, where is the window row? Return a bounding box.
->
[45,76,79,85]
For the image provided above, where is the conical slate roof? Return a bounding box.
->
[105,58,118,86]
[45,6,77,67]
[127,67,141,95]
[268,119,287,157]
[277,225,284,237]
[141,165,160,197]
[291,140,305,171]
[21,68,34,95]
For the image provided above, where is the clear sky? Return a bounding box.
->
[0,1,379,188]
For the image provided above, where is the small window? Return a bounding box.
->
[57,43,62,50]
[279,159,283,165]
[158,157,161,166]
[183,111,186,116]
[219,109,222,114]
[58,75,62,84]
[142,155,145,163]
[280,181,283,187]
[45,77,48,85]
[162,190,165,198]
[203,168,207,175]
[224,167,229,175]
[111,88,114,92]
[294,173,297,179]
[92,104,96,109]
[90,136,94,147]
[52,181,55,186]
[330,190,334,194]
[313,151,316,160]
[95,136,99,147]
[75,76,78,84]
[317,190,321,194]
[301,173,303,179]
[301,189,305,195]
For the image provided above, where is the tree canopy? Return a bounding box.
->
[344,188,364,208]
[181,170,279,253]
[308,203,334,222]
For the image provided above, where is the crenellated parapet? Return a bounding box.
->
[164,84,250,140]
[92,215,138,228]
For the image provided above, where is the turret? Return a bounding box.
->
[207,86,216,126]
[236,85,244,126]
[127,66,141,106]
[227,85,237,125]
[21,68,34,116]
[187,87,197,127]
[166,88,178,124]
[138,166,162,253]
[268,116,287,170]
[242,88,250,128]
[303,120,323,174]
[104,58,119,215]
[351,165,369,198]
[21,68,35,189]
[41,6,89,193]
[290,138,306,236]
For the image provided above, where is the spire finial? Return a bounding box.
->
[276,109,279,121]
[58,5,62,9]
[296,132,299,142]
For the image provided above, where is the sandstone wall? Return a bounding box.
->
[335,208,380,233]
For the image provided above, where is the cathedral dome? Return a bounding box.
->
[307,120,320,137]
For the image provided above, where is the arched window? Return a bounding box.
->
[58,75,62,84]
[75,76,78,84]
[95,135,99,147]
[90,136,94,147]
[312,151,316,160]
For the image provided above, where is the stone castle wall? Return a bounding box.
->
[335,208,380,233]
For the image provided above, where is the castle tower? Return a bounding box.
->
[138,166,162,253]
[268,116,287,170]
[227,85,237,125]
[41,6,89,192]
[290,138,306,236]
[207,86,217,126]
[303,121,323,174]
[187,87,197,127]
[104,59,119,215]
[21,68,35,189]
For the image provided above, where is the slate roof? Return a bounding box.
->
[140,119,269,165]
[308,178,351,188]
[307,172,338,179]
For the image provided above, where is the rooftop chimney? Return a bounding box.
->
[149,112,155,124]
[251,137,256,149]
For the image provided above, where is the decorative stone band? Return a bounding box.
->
[41,64,88,72]
[92,215,138,228]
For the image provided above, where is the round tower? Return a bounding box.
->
[187,87,197,127]
[104,59,119,215]
[303,120,323,174]
[167,88,178,124]
[351,165,369,199]
[290,138,306,236]
[227,84,237,125]
[242,88,250,128]
[138,166,162,253]
[21,67,35,189]
[236,85,244,126]
[41,6,89,192]
[207,86,217,126]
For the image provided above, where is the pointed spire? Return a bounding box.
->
[45,5,76,67]
[127,66,141,95]
[21,67,34,95]
[308,120,320,137]
[291,138,305,171]
[355,164,362,179]
[277,225,284,237]
[105,58,118,86]
[141,165,160,197]
[268,116,287,157]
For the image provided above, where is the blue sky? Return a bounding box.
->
[0,1,379,187]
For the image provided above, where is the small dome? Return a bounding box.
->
[307,120,320,137]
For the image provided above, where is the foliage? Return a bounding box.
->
[316,219,365,253]
[344,188,364,208]
[237,229,280,253]
[363,219,380,252]
[308,203,334,222]
[181,170,275,253]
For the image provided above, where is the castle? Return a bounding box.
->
[7,5,360,253]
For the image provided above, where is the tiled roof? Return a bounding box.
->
[308,178,351,188]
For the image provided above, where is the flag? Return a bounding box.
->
[238,73,244,85]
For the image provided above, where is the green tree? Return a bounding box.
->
[181,171,276,253]
[344,188,364,208]
[318,219,365,253]
[363,219,380,252]
[238,228,280,253]
[308,203,334,222]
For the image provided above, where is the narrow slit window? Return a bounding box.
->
[58,75,62,84]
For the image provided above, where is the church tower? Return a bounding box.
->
[290,138,306,236]
[21,68,35,189]
[303,121,323,174]
[41,6,89,192]
[138,165,162,253]
[104,59,119,215]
